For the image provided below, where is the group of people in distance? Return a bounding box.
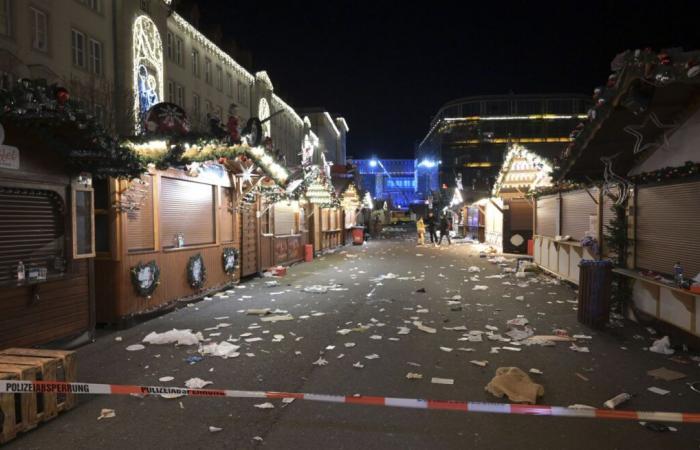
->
[416,211,452,246]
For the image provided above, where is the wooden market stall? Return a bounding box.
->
[303,173,343,253]
[339,181,361,244]
[534,48,700,337]
[95,135,290,325]
[0,81,141,347]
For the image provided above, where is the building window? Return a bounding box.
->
[191,49,199,77]
[192,93,200,118]
[0,0,11,37]
[89,38,102,75]
[167,80,174,103]
[78,0,101,13]
[30,7,48,52]
[204,58,212,84]
[237,81,247,106]
[215,65,223,91]
[71,29,86,68]
[175,36,182,65]
[226,73,233,97]
[177,85,184,108]
[166,31,173,60]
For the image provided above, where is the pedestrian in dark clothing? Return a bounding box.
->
[425,211,438,244]
[438,215,452,245]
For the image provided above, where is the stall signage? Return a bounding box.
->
[0,124,19,170]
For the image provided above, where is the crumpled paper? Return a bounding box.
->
[649,336,674,355]
[142,329,203,346]
[485,367,544,404]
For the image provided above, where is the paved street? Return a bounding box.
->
[7,232,700,450]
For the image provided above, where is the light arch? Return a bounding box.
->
[133,15,164,132]
[259,97,271,138]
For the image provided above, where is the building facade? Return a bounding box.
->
[417,94,590,203]
[351,158,420,209]
[299,109,349,166]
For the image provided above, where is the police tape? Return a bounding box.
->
[1,380,698,424]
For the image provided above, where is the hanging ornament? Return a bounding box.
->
[222,248,240,275]
[54,86,70,106]
[130,260,160,298]
[143,102,191,135]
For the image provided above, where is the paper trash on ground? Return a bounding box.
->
[185,378,212,389]
[142,329,203,346]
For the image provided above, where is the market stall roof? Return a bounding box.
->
[492,144,553,197]
[555,48,700,183]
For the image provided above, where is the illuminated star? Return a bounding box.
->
[623,112,677,155]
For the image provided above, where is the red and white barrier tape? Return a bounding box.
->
[1,380,698,424]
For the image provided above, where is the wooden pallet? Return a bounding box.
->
[0,348,77,411]
[0,356,59,422]
[0,372,18,444]
[0,363,38,433]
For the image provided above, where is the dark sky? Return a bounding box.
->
[191,0,700,159]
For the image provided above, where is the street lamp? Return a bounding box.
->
[369,159,378,168]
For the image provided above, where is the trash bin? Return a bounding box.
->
[304,244,313,262]
[577,259,613,328]
[352,227,364,245]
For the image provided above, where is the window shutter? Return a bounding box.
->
[274,203,295,236]
[0,187,65,283]
[159,177,214,248]
[126,175,154,252]
[536,195,557,237]
[561,189,598,240]
[636,181,700,277]
[219,187,234,243]
[509,199,532,230]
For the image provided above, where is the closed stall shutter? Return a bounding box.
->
[330,208,337,230]
[509,199,533,230]
[160,177,215,248]
[636,181,700,277]
[127,175,154,252]
[536,195,557,237]
[220,187,234,243]
[561,189,598,240]
[0,187,65,283]
[274,203,295,236]
[321,208,329,231]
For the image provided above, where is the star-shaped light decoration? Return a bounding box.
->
[237,163,256,194]
[623,112,678,155]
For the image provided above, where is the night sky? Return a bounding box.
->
[191,0,700,159]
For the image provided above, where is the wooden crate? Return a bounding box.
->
[0,349,77,411]
[0,356,59,421]
[0,372,18,444]
[0,364,38,432]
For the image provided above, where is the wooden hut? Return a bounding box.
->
[534,48,700,337]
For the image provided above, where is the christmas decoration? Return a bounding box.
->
[623,112,677,155]
[222,247,240,275]
[227,103,240,143]
[628,161,700,185]
[130,260,160,298]
[604,204,633,314]
[144,102,190,135]
[54,86,70,105]
[187,253,206,290]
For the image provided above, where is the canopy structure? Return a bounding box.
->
[492,144,553,198]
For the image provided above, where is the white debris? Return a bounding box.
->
[529,368,543,375]
[502,346,522,352]
[126,344,145,352]
[245,337,263,343]
[364,354,380,360]
[440,347,453,352]
[431,377,454,385]
[649,336,675,355]
[209,426,223,433]
[337,329,352,335]
[473,285,489,291]
[485,325,499,331]
[648,386,670,395]
[185,378,212,389]
[470,360,488,367]
[370,335,383,340]
[406,372,423,380]
[344,342,356,348]
[413,321,437,334]
[97,408,116,420]
[158,376,175,382]
[573,334,593,340]
[142,329,203,346]
[260,314,294,323]
[353,362,365,369]
[199,341,241,358]
[114,336,123,342]
[468,266,481,273]
[254,402,275,409]
[569,344,590,353]
[312,357,328,366]
[397,327,411,335]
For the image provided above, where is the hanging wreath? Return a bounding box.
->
[187,253,206,289]
[222,247,240,275]
[130,260,160,298]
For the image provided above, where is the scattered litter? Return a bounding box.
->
[337,329,352,335]
[199,341,241,359]
[440,347,453,352]
[353,362,365,369]
[529,368,543,375]
[364,354,380,360]
[502,346,522,352]
[572,334,593,340]
[473,285,489,291]
[648,386,670,396]
[413,321,437,334]
[568,404,595,410]
[254,402,275,409]
[282,398,295,404]
[575,373,589,382]
[185,355,203,365]
[370,335,382,340]
[639,421,677,432]
[312,357,328,366]
[397,327,410,335]
[158,376,174,382]
[604,393,631,409]
[143,329,203,346]
[485,367,544,404]
[97,409,116,420]
[649,336,675,355]
[647,367,686,381]
[185,378,212,389]
[443,326,468,331]
[569,344,590,353]
[209,426,222,433]
[114,336,122,342]
[470,360,488,367]
[126,344,145,352]
[246,308,271,316]
[431,377,454,385]
[468,266,481,273]
[344,342,356,348]
[485,325,499,331]
[260,314,294,323]
[406,372,423,380]
[245,337,263,343]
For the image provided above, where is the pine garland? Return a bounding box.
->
[604,203,632,313]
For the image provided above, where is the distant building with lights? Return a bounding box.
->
[350,158,423,209]
[417,94,591,203]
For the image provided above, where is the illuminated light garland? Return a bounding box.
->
[170,13,253,83]
[450,188,464,206]
[363,192,374,210]
[272,94,303,126]
[340,183,360,210]
[133,15,164,133]
[324,112,341,139]
[492,144,553,197]
[336,117,350,133]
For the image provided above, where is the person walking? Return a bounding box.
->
[425,211,438,245]
[438,214,452,246]
[416,216,426,245]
